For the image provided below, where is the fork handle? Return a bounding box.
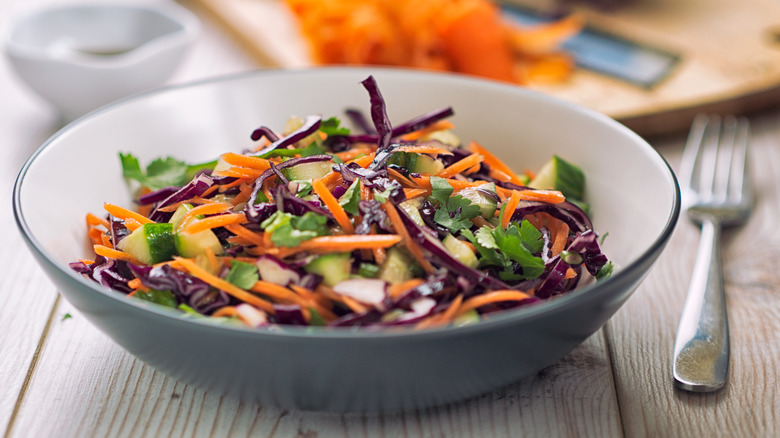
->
[672,218,730,392]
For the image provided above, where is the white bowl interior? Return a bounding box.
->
[18,68,677,293]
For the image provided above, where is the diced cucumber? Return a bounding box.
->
[442,234,478,268]
[399,198,426,228]
[529,155,585,201]
[304,252,351,286]
[422,130,460,148]
[406,153,444,175]
[379,247,420,284]
[452,309,480,327]
[169,203,195,229]
[169,203,224,258]
[284,115,321,149]
[175,230,223,258]
[284,161,333,181]
[117,222,177,265]
[458,183,498,218]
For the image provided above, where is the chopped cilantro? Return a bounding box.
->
[225,260,259,289]
[135,289,178,308]
[61,313,72,321]
[427,177,481,233]
[463,220,545,281]
[339,180,361,215]
[319,117,351,137]
[261,211,329,247]
[119,153,215,190]
[300,141,328,157]
[596,261,615,280]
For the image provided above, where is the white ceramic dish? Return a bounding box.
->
[14,67,680,412]
[4,2,199,120]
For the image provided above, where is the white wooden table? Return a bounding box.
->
[2,1,778,436]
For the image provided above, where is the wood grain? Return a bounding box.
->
[608,113,780,437]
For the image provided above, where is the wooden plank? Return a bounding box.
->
[9,297,621,437]
[0,0,69,427]
[194,0,780,137]
[605,111,780,437]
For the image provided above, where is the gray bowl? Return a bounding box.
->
[13,67,680,412]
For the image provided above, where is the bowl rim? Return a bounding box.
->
[12,66,681,341]
[3,2,201,68]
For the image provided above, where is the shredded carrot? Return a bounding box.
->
[104,203,152,225]
[382,201,435,274]
[224,223,265,246]
[335,146,374,161]
[417,293,464,328]
[467,141,526,185]
[212,306,239,318]
[388,168,418,188]
[350,153,376,168]
[312,179,354,234]
[501,190,523,228]
[93,244,141,265]
[251,281,309,306]
[127,278,147,291]
[123,217,143,232]
[517,189,565,204]
[456,290,532,316]
[437,153,484,178]
[100,233,112,248]
[175,257,275,313]
[220,152,271,170]
[272,234,402,258]
[181,213,247,234]
[213,167,265,180]
[403,188,429,199]
[387,278,425,298]
[177,202,233,230]
[86,213,110,229]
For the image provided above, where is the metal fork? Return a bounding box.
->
[672,114,752,392]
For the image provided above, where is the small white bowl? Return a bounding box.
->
[4,3,200,120]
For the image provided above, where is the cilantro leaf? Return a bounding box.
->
[119,153,211,190]
[261,211,329,247]
[300,142,327,157]
[135,289,178,308]
[320,117,351,137]
[464,221,545,280]
[225,260,259,289]
[429,176,454,204]
[339,180,361,215]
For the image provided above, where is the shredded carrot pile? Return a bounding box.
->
[72,75,611,331]
[284,0,583,84]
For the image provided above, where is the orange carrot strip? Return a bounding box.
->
[175,257,275,313]
[221,152,272,170]
[213,167,265,180]
[335,146,374,161]
[350,153,376,168]
[388,278,425,299]
[251,281,309,306]
[403,188,429,199]
[273,234,402,258]
[104,203,152,225]
[177,203,233,230]
[127,278,147,291]
[382,201,435,274]
[100,233,112,248]
[224,223,265,246]
[124,218,142,232]
[468,141,526,185]
[516,189,565,204]
[182,213,247,234]
[501,190,523,228]
[437,153,484,179]
[456,290,532,316]
[93,244,141,264]
[395,144,454,155]
[86,213,110,229]
[388,168,419,188]
[312,179,354,234]
[212,306,239,318]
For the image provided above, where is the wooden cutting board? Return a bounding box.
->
[193,0,780,137]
